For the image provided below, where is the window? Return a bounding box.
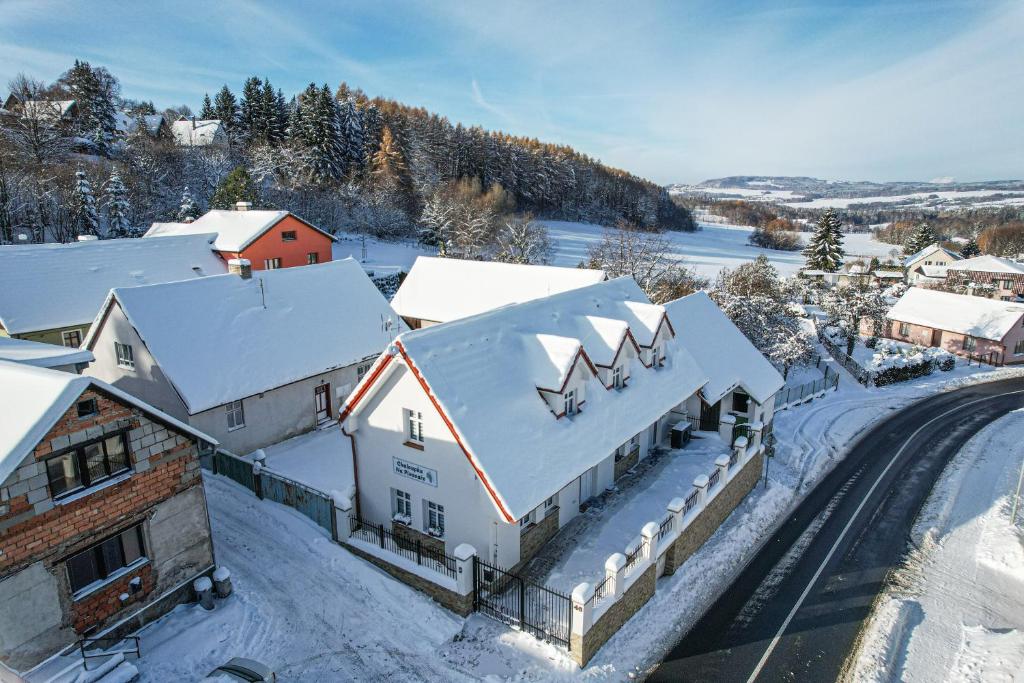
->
[307,252,319,265]
[66,525,146,595]
[114,342,134,369]
[356,361,374,379]
[62,329,82,347]
[405,409,424,443]
[899,322,909,336]
[563,389,576,417]
[76,398,98,418]
[1001,296,1011,301]
[1015,340,1024,355]
[612,365,623,389]
[519,511,535,531]
[963,336,977,352]
[544,495,556,511]
[281,230,297,242]
[393,489,412,519]
[1002,279,1013,290]
[264,258,282,269]
[46,433,131,499]
[732,392,750,413]
[226,400,245,430]
[651,345,663,367]
[426,501,445,537]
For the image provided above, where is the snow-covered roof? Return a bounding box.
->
[115,111,164,136]
[945,255,1024,275]
[919,265,949,278]
[0,234,226,335]
[0,360,215,488]
[874,270,904,278]
[144,209,334,253]
[170,118,223,146]
[903,243,960,267]
[0,336,93,369]
[20,99,76,120]
[345,277,708,521]
[390,256,607,323]
[887,288,1024,341]
[88,258,406,414]
[845,264,869,275]
[663,291,784,405]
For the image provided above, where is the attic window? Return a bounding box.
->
[563,389,577,417]
[281,230,297,242]
[732,392,750,414]
[76,398,98,418]
[612,366,623,389]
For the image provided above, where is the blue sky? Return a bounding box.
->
[1,0,1021,184]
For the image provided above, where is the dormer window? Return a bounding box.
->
[612,366,623,389]
[564,389,577,417]
[651,344,663,368]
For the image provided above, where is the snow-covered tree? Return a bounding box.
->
[961,223,982,257]
[104,171,132,238]
[59,60,118,156]
[199,94,216,119]
[337,96,365,171]
[71,168,99,236]
[178,186,200,221]
[213,85,240,147]
[903,222,937,256]
[821,283,889,355]
[494,215,552,265]
[803,209,845,271]
[210,167,259,209]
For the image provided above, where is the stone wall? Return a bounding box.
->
[571,564,656,666]
[518,507,559,567]
[614,447,640,480]
[663,450,763,576]
[391,522,445,556]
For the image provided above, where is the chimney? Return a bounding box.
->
[234,201,252,212]
[228,258,252,280]
[77,235,99,242]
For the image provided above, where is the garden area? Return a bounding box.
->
[819,327,956,386]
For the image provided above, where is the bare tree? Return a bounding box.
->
[2,74,72,164]
[494,214,551,264]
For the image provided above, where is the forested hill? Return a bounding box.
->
[0,61,694,249]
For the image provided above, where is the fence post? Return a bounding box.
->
[453,544,476,597]
[640,522,659,566]
[334,496,352,541]
[416,539,422,566]
[693,474,709,507]
[606,553,626,600]
[719,414,736,445]
[667,497,685,533]
[252,451,265,499]
[571,582,595,643]
[378,523,385,549]
[715,455,730,483]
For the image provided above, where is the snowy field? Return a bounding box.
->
[670,185,1024,210]
[849,410,1024,683]
[332,232,430,275]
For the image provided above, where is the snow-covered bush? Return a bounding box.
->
[867,341,953,386]
[938,356,955,372]
[865,336,878,349]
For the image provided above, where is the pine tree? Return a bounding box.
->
[71,168,99,236]
[60,60,118,156]
[239,77,263,144]
[903,222,937,256]
[178,186,200,221]
[210,167,259,209]
[213,85,240,146]
[960,235,981,257]
[105,172,132,238]
[337,95,365,171]
[199,94,215,119]
[803,208,845,271]
[288,84,345,183]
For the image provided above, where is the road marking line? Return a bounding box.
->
[746,389,1024,683]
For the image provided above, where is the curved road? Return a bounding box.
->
[649,376,1024,682]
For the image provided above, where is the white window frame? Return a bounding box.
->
[114,342,135,369]
[543,495,557,512]
[264,257,282,269]
[612,365,623,389]
[1015,339,1024,355]
[426,501,445,537]
[899,321,909,336]
[226,400,245,431]
[563,389,576,417]
[963,336,977,352]
[393,489,412,519]
[62,328,83,347]
[406,409,424,443]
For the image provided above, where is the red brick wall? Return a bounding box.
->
[70,564,153,633]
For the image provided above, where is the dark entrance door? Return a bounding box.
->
[314,383,331,423]
[699,398,721,431]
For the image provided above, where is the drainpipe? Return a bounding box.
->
[341,424,361,521]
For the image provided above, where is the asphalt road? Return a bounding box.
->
[649,376,1024,683]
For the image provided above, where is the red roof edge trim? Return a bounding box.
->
[338,352,395,424]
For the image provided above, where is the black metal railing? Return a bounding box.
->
[732,422,752,445]
[588,576,612,608]
[474,557,572,648]
[708,468,721,489]
[683,489,700,515]
[774,365,840,409]
[623,539,646,574]
[657,513,675,542]
[78,636,140,671]
[349,517,458,580]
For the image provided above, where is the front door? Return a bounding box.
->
[700,398,721,431]
[579,466,598,504]
[314,383,331,424]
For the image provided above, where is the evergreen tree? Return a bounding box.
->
[903,222,937,256]
[239,77,263,144]
[71,168,99,236]
[213,85,240,145]
[60,60,118,156]
[803,208,845,271]
[288,84,345,183]
[960,235,981,257]
[105,171,132,238]
[199,94,215,119]
[271,87,288,144]
[210,167,259,209]
[178,186,200,221]
[337,95,365,171]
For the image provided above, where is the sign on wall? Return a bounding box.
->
[393,457,438,487]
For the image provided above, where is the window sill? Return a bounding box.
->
[55,472,132,506]
[72,558,149,602]
[403,440,424,451]
[227,424,247,432]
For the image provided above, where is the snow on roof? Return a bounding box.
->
[390,256,606,323]
[903,243,960,267]
[874,270,904,278]
[144,209,333,253]
[0,360,214,487]
[170,118,223,146]
[21,99,76,120]
[115,111,164,135]
[93,258,406,413]
[663,291,785,405]
[945,255,1024,275]
[0,336,93,368]
[0,234,226,335]
[374,277,707,521]
[887,288,1024,341]
[919,265,949,277]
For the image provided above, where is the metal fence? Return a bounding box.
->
[818,333,873,386]
[657,513,675,542]
[350,517,458,580]
[708,467,721,489]
[774,365,841,410]
[683,489,699,515]
[623,539,646,574]
[474,557,573,648]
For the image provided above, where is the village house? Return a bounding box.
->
[0,234,226,347]
[390,256,607,329]
[169,117,226,147]
[145,203,334,271]
[0,336,94,374]
[0,361,217,674]
[338,277,729,570]
[83,258,406,455]
[903,243,961,284]
[943,254,1024,300]
[114,111,167,139]
[879,288,1024,364]
[1,96,79,123]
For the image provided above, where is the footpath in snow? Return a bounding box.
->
[849,409,1024,683]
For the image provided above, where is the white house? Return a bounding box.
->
[0,336,94,373]
[904,243,961,284]
[390,256,607,328]
[83,258,407,454]
[338,277,710,569]
[170,118,227,147]
[0,234,226,346]
[663,292,785,434]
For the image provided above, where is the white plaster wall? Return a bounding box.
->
[147,486,214,594]
[0,561,69,669]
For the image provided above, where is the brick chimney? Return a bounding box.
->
[234,201,252,212]
[228,258,252,280]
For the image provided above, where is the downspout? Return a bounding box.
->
[341,424,361,521]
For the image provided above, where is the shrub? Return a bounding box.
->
[865,336,878,349]
[938,356,955,372]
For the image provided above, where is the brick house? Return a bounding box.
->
[0,361,217,674]
[878,288,1024,364]
[145,203,335,271]
[944,255,1024,300]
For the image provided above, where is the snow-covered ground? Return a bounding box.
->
[332,232,431,275]
[241,427,353,496]
[849,410,1024,683]
[784,190,1024,210]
